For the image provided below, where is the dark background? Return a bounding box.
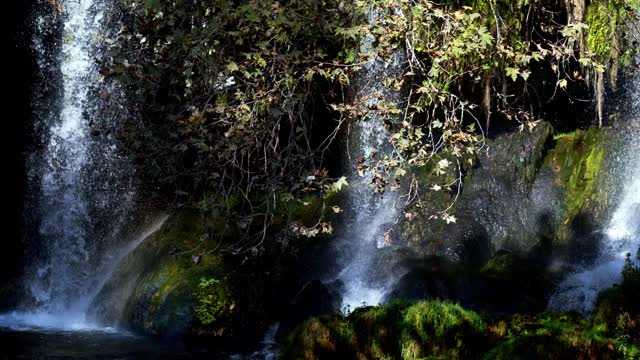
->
[3,0,32,306]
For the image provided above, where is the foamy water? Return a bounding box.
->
[0,311,116,333]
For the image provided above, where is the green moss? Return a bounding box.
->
[193,278,230,326]
[566,145,604,217]
[480,251,518,279]
[351,301,407,359]
[553,131,576,140]
[284,300,488,360]
[285,297,640,359]
[146,261,185,314]
[400,301,486,359]
[484,313,620,359]
[283,316,355,360]
[113,210,236,338]
[543,127,608,240]
[587,1,620,60]
[586,0,640,62]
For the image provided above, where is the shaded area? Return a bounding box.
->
[2,0,34,310]
[0,329,217,359]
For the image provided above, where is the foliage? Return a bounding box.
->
[103,0,639,243]
[593,247,640,349]
[193,278,229,326]
[284,298,640,359]
[332,0,637,222]
[105,0,357,248]
[283,300,488,360]
[621,248,640,285]
[484,313,629,359]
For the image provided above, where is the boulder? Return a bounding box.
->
[399,122,623,266]
[90,201,334,343]
[90,211,236,339]
[276,280,342,340]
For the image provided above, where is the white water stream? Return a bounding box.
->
[0,0,147,332]
[548,48,640,313]
[331,7,406,312]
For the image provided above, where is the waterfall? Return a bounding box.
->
[0,0,139,330]
[548,136,639,313]
[331,7,406,312]
[548,47,640,313]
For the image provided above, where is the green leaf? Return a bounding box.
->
[506,67,519,82]
[331,177,349,192]
[226,62,239,72]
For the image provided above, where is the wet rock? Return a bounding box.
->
[386,257,463,302]
[276,280,341,340]
[292,280,342,317]
[90,207,327,345]
[90,211,236,340]
[398,122,623,268]
[387,252,555,314]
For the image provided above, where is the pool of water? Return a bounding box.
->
[0,324,278,359]
[0,310,280,359]
[0,328,215,359]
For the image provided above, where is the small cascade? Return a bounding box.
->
[548,47,640,313]
[331,7,406,312]
[548,142,639,313]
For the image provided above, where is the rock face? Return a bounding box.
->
[90,202,333,342]
[399,122,621,266]
[388,121,638,311]
[387,251,553,313]
[90,211,235,339]
[90,121,634,342]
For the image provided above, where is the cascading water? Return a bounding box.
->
[331,7,406,312]
[548,46,640,313]
[30,0,102,315]
[0,0,141,331]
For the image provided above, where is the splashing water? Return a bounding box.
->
[548,154,639,313]
[0,0,141,331]
[548,42,640,313]
[332,7,406,312]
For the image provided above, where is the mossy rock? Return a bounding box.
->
[397,122,628,266]
[283,300,488,360]
[399,122,557,262]
[91,201,333,342]
[540,127,611,243]
[284,300,638,359]
[91,211,236,339]
[484,312,634,360]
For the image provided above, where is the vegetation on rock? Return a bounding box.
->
[285,248,640,359]
[100,0,639,245]
[593,248,640,348]
[286,299,639,359]
[283,300,488,359]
